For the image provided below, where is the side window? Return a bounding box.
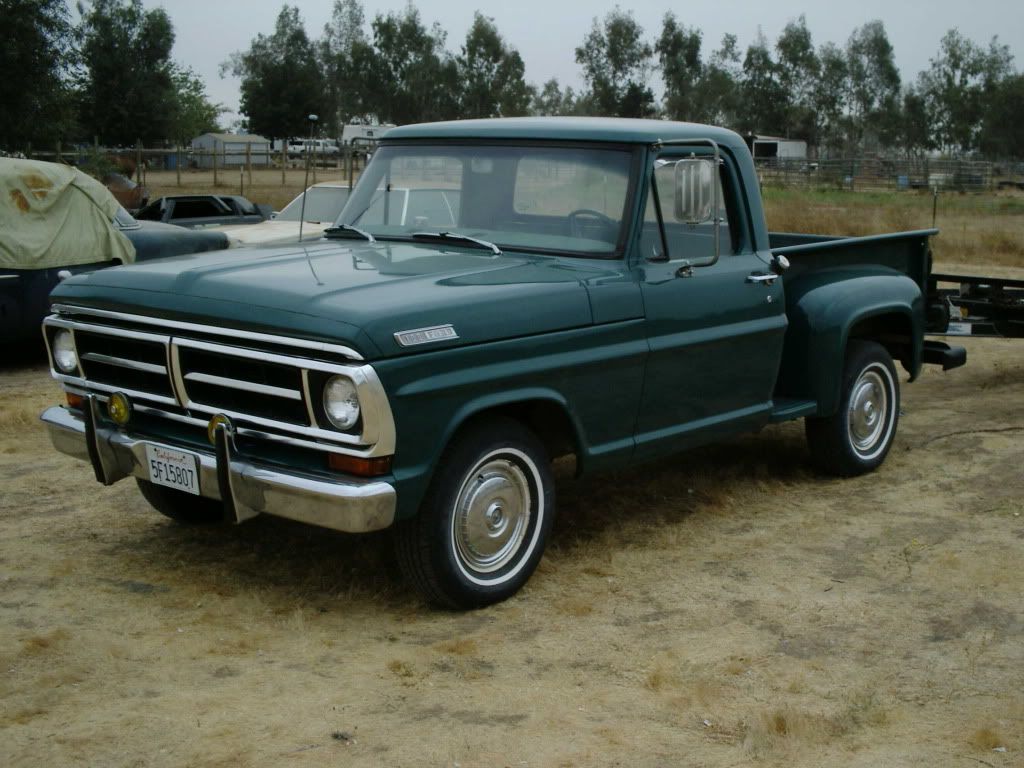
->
[172,199,225,220]
[642,157,736,261]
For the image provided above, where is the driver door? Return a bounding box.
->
[633,148,787,461]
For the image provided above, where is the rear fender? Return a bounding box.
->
[777,271,923,416]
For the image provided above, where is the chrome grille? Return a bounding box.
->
[75,329,173,398]
[43,307,395,458]
[176,345,309,425]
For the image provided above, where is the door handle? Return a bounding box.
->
[747,273,777,284]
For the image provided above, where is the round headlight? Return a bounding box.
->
[53,330,77,373]
[323,376,360,430]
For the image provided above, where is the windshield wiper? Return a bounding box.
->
[411,231,501,255]
[323,224,376,243]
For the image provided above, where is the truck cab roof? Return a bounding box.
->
[384,116,746,151]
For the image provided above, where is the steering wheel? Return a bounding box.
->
[568,208,615,239]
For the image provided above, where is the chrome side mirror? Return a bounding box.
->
[674,158,716,225]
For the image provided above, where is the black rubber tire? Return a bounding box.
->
[805,340,900,477]
[394,417,555,609]
[135,478,223,525]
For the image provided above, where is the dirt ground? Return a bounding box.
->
[3,221,1024,764]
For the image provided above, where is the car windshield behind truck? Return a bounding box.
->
[336,144,633,257]
[276,186,351,223]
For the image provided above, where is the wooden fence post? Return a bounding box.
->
[176,144,181,187]
[281,146,286,185]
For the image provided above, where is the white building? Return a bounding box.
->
[191,133,272,168]
[341,124,395,145]
[745,135,808,161]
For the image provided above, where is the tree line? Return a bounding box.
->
[1,0,222,150]
[3,0,1022,159]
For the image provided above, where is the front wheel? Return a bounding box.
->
[394,417,555,609]
[805,340,900,477]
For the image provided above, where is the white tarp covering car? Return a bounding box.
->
[0,158,136,269]
[1,158,231,345]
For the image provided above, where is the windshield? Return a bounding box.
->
[336,143,634,257]
[276,186,351,223]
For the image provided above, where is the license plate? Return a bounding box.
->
[145,444,200,495]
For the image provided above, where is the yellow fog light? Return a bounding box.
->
[207,413,231,445]
[107,392,132,426]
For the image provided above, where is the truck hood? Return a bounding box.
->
[50,239,604,358]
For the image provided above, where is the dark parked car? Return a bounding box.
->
[134,195,273,228]
[1,159,231,345]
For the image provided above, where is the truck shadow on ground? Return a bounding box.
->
[106,425,814,608]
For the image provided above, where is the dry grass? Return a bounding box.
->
[968,727,1006,751]
[3,342,1024,766]
[2,198,1024,765]
[763,187,1024,267]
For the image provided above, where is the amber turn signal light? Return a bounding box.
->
[327,453,392,477]
[66,393,84,409]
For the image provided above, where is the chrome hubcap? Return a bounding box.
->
[453,458,531,573]
[848,369,888,453]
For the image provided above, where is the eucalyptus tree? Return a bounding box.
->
[918,30,1013,153]
[0,0,77,148]
[370,5,460,125]
[575,8,655,117]
[224,5,325,141]
[845,20,901,150]
[656,13,703,121]
[458,13,532,118]
[78,0,177,145]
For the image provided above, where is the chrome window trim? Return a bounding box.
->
[183,372,303,401]
[50,304,363,361]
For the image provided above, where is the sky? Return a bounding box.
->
[141,0,1024,125]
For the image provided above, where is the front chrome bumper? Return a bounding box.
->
[40,400,396,533]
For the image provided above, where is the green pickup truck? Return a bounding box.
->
[40,117,965,608]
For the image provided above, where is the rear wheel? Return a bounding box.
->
[394,417,555,609]
[135,478,223,524]
[805,340,900,477]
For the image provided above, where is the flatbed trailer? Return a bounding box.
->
[930,272,1024,339]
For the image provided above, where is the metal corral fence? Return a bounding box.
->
[754,157,1024,193]
[14,141,1024,197]
[20,139,379,191]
